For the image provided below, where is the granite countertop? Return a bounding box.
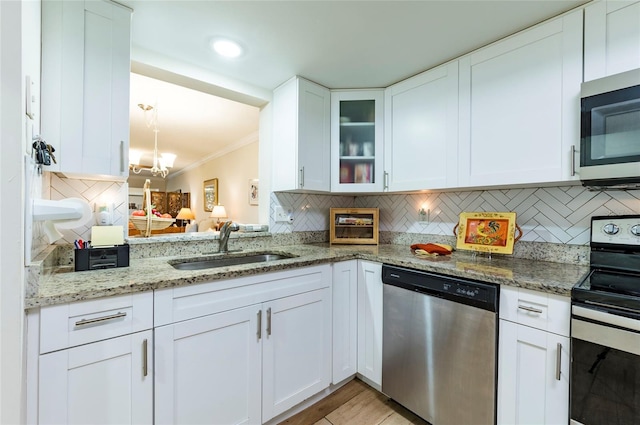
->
[26,243,589,309]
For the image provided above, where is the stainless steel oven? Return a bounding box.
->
[571,215,640,424]
[580,69,640,189]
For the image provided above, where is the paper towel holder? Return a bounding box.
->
[32,198,92,243]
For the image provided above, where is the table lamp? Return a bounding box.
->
[176,207,195,227]
[210,204,227,230]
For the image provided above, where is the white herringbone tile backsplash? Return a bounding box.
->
[270,192,354,233]
[272,186,640,245]
[40,176,640,248]
[48,174,128,244]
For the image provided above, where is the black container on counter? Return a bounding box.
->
[75,244,129,272]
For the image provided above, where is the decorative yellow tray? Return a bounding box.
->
[454,212,522,255]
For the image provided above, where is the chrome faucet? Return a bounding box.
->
[218,221,233,253]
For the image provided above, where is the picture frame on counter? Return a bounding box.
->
[454,211,521,255]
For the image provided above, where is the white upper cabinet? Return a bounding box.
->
[41,0,132,179]
[331,90,385,192]
[384,61,459,191]
[458,10,583,188]
[584,0,640,81]
[272,76,331,192]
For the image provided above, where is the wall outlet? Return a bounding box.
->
[274,206,293,223]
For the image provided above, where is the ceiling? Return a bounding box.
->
[129,73,259,175]
[123,0,589,175]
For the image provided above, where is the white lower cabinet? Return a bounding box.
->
[262,288,331,421]
[39,330,153,424]
[497,286,570,425]
[33,293,154,424]
[357,261,383,389]
[154,265,332,424]
[154,305,262,425]
[332,260,358,383]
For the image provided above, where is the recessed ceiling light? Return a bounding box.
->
[211,38,243,58]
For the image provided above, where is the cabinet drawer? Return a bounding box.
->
[154,264,331,327]
[500,286,570,337]
[40,292,153,354]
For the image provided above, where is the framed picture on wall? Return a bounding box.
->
[249,179,259,205]
[204,178,218,212]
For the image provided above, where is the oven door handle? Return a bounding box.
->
[572,305,640,332]
[571,316,640,356]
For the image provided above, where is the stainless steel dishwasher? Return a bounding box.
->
[382,264,499,425]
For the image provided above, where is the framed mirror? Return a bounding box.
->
[203,178,218,212]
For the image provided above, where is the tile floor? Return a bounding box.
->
[279,379,429,425]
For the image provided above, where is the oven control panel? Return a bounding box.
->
[592,215,640,245]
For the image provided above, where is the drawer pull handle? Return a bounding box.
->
[518,305,543,314]
[75,311,127,327]
[556,342,562,381]
[142,338,148,377]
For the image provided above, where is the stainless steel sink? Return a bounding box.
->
[170,252,296,270]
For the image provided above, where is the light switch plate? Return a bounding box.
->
[274,206,292,223]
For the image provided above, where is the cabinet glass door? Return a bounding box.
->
[331,90,383,192]
[339,100,376,184]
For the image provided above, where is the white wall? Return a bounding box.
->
[167,140,260,224]
[1,0,40,421]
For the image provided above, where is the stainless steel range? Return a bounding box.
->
[571,215,640,425]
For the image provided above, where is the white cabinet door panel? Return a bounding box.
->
[585,1,640,81]
[332,261,358,383]
[357,261,383,388]
[331,90,385,192]
[272,77,330,192]
[498,320,569,425]
[262,288,331,421]
[384,61,459,191]
[39,330,152,425]
[459,12,582,187]
[298,80,332,191]
[41,0,131,178]
[155,306,261,425]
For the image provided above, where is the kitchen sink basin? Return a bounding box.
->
[170,252,297,270]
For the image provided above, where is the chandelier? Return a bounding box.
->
[129,103,176,178]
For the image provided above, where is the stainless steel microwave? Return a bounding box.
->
[580,69,640,189]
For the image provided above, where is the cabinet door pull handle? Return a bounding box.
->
[299,167,304,188]
[571,145,578,177]
[266,307,272,336]
[257,310,262,340]
[556,342,562,380]
[384,171,389,191]
[75,311,126,327]
[517,305,543,314]
[120,141,125,173]
[142,338,148,377]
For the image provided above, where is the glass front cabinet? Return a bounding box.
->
[331,90,384,192]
